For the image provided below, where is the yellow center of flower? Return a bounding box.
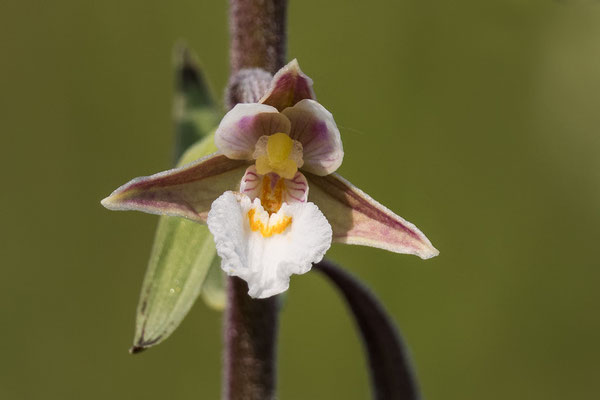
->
[259,174,285,214]
[255,133,299,180]
[247,174,293,237]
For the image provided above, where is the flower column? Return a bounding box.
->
[225,1,288,399]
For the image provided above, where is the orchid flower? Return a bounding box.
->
[101,60,438,299]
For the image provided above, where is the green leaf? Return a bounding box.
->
[131,45,225,353]
[200,256,227,311]
[172,43,221,161]
[131,136,223,353]
[132,213,217,353]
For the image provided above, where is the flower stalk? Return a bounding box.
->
[224,277,279,400]
[225,1,288,398]
[229,0,288,75]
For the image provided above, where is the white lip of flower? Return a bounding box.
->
[101,59,439,300]
[208,191,331,299]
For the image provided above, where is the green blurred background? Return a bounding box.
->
[2,0,600,399]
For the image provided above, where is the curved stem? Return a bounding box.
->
[315,260,421,400]
[224,1,288,399]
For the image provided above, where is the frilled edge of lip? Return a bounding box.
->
[207,191,333,299]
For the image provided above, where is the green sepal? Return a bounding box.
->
[172,43,221,161]
[131,135,222,353]
[132,213,216,352]
[131,46,225,353]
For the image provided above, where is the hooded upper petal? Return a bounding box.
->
[259,59,317,111]
[305,172,439,260]
[215,103,291,160]
[207,192,332,298]
[282,99,344,176]
[101,153,248,223]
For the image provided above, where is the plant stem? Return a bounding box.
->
[224,278,280,400]
[229,0,288,74]
[224,1,288,399]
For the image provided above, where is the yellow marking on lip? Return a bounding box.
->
[260,174,285,214]
[248,208,292,237]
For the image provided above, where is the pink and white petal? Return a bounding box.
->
[240,165,262,200]
[283,171,309,204]
[240,167,308,205]
[283,99,344,176]
[305,173,439,260]
[215,103,291,159]
[101,153,249,223]
[259,59,317,111]
[207,192,332,299]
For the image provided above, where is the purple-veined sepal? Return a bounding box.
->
[306,173,439,260]
[101,153,249,223]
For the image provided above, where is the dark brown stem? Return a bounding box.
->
[229,0,288,74]
[224,278,280,400]
[224,1,288,399]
